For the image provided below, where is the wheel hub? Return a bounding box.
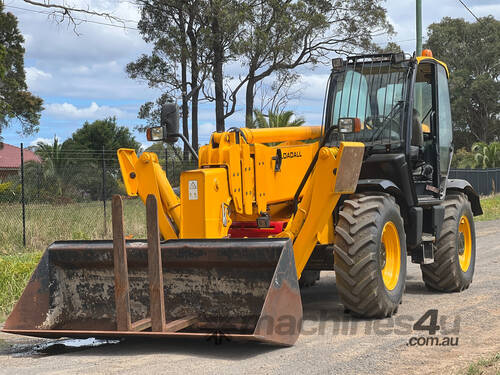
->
[380,221,401,291]
[458,232,465,256]
[458,215,472,272]
[379,243,387,269]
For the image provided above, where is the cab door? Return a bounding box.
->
[436,64,453,197]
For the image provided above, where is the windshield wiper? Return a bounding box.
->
[370,100,404,142]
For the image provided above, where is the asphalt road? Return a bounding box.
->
[1,220,499,375]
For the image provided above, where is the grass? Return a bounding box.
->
[0,198,147,319]
[0,252,42,321]
[477,195,500,222]
[0,198,147,255]
[463,353,500,375]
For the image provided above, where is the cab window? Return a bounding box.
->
[437,64,453,175]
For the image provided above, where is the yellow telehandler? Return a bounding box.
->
[3,51,482,345]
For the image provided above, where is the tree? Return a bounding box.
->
[131,0,393,137]
[0,4,43,141]
[252,109,305,128]
[63,117,140,167]
[425,17,500,147]
[128,0,212,156]
[236,0,394,127]
[35,137,71,196]
[62,118,140,200]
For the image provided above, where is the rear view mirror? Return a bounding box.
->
[161,102,180,143]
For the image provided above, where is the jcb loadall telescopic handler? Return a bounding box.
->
[4,50,482,346]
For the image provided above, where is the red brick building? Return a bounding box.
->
[0,143,41,180]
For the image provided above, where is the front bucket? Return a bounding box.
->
[3,238,302,346]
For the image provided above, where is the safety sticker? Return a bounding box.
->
[188,180,198,200]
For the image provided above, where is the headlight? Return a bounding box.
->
[338,118,361,133]
[146,126,165,141]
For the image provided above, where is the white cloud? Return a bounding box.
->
[25,67,52,89]
[30,136,60,147]
[3,0,499,149]
[44,102,125,119]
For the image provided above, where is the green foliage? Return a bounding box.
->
[464,352,500,374]
[64,117,140,165]
[60,117,140,200]
[131,0,394,131]
[0,4,43,140]
[0,180,20,202]
[34,137,73,197]
[450,148,475,169]
[252,110,305,128]
[374,42,402,53]
[472,142,500,169]
[0,251,42,319]
[425,17,500,148]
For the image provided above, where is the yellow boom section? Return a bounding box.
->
[277,142,364,277]
[118,127,364,279]
[118,149,180,240]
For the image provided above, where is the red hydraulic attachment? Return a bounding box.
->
[229,221,287,238]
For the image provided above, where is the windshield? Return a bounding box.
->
[327,61,410,145]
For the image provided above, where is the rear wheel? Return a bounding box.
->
[334,193,406,318]
[421,193,475,291]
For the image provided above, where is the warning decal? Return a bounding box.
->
[188,180,198,200]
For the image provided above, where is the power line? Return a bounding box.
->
[456,0,483,23]
[4,4,139,31]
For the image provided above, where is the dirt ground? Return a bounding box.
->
[0,220,499,375]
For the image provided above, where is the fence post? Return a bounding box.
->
[20,143,26,247]
[165,143,168,178]
[102,146,107,236]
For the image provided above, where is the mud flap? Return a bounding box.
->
[3,238,302,346]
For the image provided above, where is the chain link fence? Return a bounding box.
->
[2,144,496,254]
[0,144,196,254]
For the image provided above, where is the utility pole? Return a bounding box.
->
[416,0,422,55]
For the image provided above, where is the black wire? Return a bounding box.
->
[456,0,483,23]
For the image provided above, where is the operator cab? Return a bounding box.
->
[324,51,453,207]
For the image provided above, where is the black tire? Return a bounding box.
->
[421,193,475,292]
[299,270,320,288]
[334,193,407,318]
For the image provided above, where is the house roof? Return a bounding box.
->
[0,143,41,169]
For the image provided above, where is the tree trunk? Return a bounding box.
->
[181,53,190,161]
[211,11,225,132]
[188,17,199,152]
[245,77,256,128]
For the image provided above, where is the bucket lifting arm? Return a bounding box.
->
[278,142,364,278]
[117,149,181,240]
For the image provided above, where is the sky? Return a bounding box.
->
[2,0,499,150]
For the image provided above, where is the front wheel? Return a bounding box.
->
[421,193,476,292]
[334,193,406,318]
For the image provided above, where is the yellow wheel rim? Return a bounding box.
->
[380,221,401,291]
[458,215,472,272]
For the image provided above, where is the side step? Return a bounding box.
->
[411,233,435,264]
